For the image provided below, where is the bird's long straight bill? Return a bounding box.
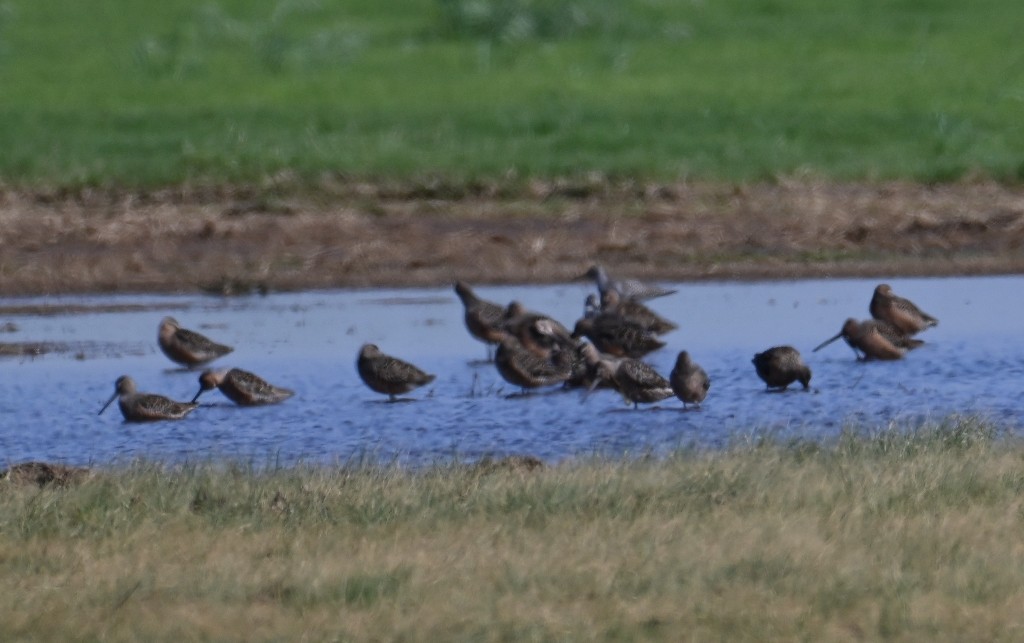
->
[190,389,203,404]
[813,332,844,352]
[581,376,604,402]
[98,391,118,415]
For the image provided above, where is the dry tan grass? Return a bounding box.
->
[2,179,1023,294]
[3,423,1024,640]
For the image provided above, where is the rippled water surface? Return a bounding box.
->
[1,276,1022,467]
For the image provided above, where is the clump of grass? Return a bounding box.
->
[0,2,14,58]
[433,0,628,43]
[134,0,366,77]
[2,418,1023,639]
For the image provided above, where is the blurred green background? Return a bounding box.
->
[0,0,1021,187]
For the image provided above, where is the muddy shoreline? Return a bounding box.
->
[2,179,1023,296]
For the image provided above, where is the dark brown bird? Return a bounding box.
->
[192,368,294,406]
[454,281,507,360]
[670,350,710,409]
[357,344,436,401]
[752,346,811,391]
[564,342,614,391]
[600,289,677,335]
[503,301,575,358]
[813,318,923,361]
[588,354,674,409]
[158,316,233,368]
[571,315,666,358]
[494,336,573,393]
[99,375,199,422]
[869,284,938,336]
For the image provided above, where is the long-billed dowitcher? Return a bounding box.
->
[670,350,710,409]
[158,317,233,368]
[357,344,436,401]
[581,264,677,301]
[454,281,507,360]
[752,346,811,391]
[563,341,617,391]
[869,284,938,336]
[600,289,677,335]
[814,318,923,361]
[503,301,575,358]
[494,336,573,393]
[571,315,666,358]
[99,375,198,422]
[191,368,294,406]
[587,354,673,409]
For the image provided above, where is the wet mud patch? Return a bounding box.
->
[1,179,1024,295]
[0,340,148,360]
[0,302,191,317]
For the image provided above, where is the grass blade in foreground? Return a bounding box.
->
[2,418,1023,639]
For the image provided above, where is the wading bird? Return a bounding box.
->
[158,317,233,368]
[357,344,436,402]
[869,284,938,336]
[99,375,198,422]
[192,368,294,406]
[814,318,923,361]
[670,350,710,409]
[752,346,811,391]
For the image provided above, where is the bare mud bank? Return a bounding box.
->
[2,179,1022,295]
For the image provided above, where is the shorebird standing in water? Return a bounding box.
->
[454,281,507,361]
[571,315,665,358]
[158,317,233,368]
[99,375,198,422]
[503,301,576,359]
[752,346,811,391]
[192,368,294,406]
[869,284,938,336]
[814,318,923,361]
[599,289,677,335]
[494,336,573,394]
[357,344,436,402]
[670,350,710,409]
[581,264,677,301]
[586,354,674,409]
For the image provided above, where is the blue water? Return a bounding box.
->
[1,276,1022,467]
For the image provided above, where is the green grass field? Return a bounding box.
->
[3,420,1023,640]
[1,0,1022,186]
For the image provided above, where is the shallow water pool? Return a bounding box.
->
[1,276,1021,467]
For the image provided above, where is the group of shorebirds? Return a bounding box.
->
[99,316,295,422]
[97,265,939,422]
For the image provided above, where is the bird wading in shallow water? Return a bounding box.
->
[571,315,666,359]
[586,354,674,409]
[192,368,294,406]
[813,318,923,361]
[99,375,198,422]
[599,289,677,335]
[158,317,233,368]
[670,350,710,409]
[357,344,436,402]
[752,346,811,391]
[502,301,576,359]
[494,336,573,394]
[869,284,938,336]
[454,281,507,361]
